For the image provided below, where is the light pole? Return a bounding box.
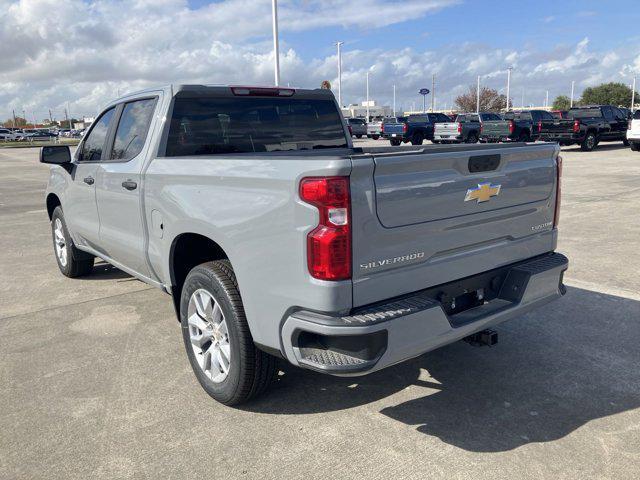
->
[506,67,512,111]
[570,80,575,108]
[366,70,370,121]
[271,0,280,86]
[431,74,435,112]
[545,90,549,108]
[393,84,396,116]
[365,66,375,120]
[335,41,344,107]
[632,75,636,111]
[476,75,481,113]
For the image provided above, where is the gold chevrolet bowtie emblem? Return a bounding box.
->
[464,182,501,203]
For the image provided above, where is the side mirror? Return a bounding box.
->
[40,145,71,165]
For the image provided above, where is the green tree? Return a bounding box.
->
[579,82,632,107]
[552,95,571,110]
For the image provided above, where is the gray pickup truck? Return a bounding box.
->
[41,85,567,405]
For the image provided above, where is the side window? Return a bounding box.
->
[80,108,115,161]
[110,98,157,161]
[602,107,614,120]
[613,108,625,120]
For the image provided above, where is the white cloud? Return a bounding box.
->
[0,0,638,122]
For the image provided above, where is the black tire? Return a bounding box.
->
[371,135,380,140]
[51,206,94,278]
[432,140,441,144]
[518,132,531,142]
[410,133,424,145]
[630,142,640,151]
[355,134,362,139]
[390,139,401,146]
[580,132,597,151]
[622,138,630,147]
[465,132,478,144]
[180,260,278,405]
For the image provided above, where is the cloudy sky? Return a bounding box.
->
[1,0,639,122]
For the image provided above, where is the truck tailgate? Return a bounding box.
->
[541,119,574,133]
[435,122,459,137]
[350,143,559,307]
[482,121,509,138]
[383,123,405,135]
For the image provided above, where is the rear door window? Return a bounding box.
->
[110,98,157,161]
[165,96,347,156]
[79,107,115,161]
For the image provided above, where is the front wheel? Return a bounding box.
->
[51,207,94,278]
[355,134,362,139]
[390,139,401,146]
[580,132,597,151]
[180,260,278,405]
[630,142,640,151]
[622,138,630,146]
[410,133,424,145]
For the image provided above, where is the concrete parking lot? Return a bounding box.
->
[1,141,639,479]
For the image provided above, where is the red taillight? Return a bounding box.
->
[457,122,462,133]
[381,124,385,133]
[508,120,515,134]
[537,121,542,133]
[348,124,353,136]
[572,120,580,133]
[402,123,408,133]
[628,121,632,130]
[300,177,351,281]
[554,156,562,228]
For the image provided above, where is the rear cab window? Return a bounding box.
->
[110,98,157,161]
[569,108,603,119]
[164,91,347,156]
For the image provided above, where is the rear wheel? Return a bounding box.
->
[580,132,597,151]
[180,260,278,405]
[355,134,362,139]
[371,134,380,140]
[432,140,441,144]
[622,138,630,146]
[465,132,478,144]
[630,142,640,151]
[51,207,94,278]
[410,133,424,145]
[518,132,531,142]
[390,139,401,146]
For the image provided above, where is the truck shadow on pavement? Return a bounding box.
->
[90,261,134,281]
[249,286,640,452]
[561,142,629,153]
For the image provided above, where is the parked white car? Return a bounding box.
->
[627,110,640,151]
[0,128,18,141]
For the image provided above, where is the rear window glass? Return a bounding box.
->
[569,108,602,119]
[348,118,364,125]
[165,96,348,156]
[407,115,427,123]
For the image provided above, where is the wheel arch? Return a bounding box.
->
[46,193,61,220]
[168,232,230,321]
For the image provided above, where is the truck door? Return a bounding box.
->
[64,107,116,250]
[601,106,615,139]
[95,97,159,278]
[612,107,628,140]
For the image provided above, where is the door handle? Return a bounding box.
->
[83,176,94,185]
[122,180,137,191]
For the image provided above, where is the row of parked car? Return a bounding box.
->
[347,105,636,152]
[0,128,85,141]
